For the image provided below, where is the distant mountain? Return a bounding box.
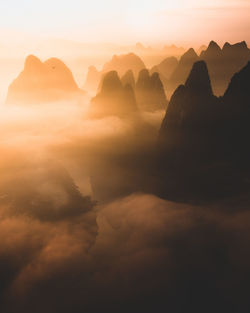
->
[102,53,146,78]
[83,53,145,95]
[150,56,178,90]
[197,44,207,55]
[163,45,185,57]
[135,69,168,111]
[88,71,138,118]
[83,66,100,94]
[158,60,250,201]
[200,40,250,95]
[150,41,250,98]
[6,55,83,104]
[151,57,178,79]
[121,70,136,89]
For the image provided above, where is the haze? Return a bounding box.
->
[0,0,249,44]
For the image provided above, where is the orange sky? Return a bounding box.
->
[0,0,249,45]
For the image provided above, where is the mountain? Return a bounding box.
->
[200,40,250,95]
[83,53,145,95]
[6,55,82,104]
[102,53,146,78]
[88,71,138,118]
[158,60,250,201]
[156,41,250,98]
[162,45,185,57]
[197,44,207,55]
[150,56,178,90]
[83,66,100,94]
[121,70,136,89]
[151,56,178,80]
[135,69,168,111]
[167,48,199,96]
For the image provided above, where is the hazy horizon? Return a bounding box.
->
[0,2,250,312]
[0,0,249,45]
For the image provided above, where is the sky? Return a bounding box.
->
[0,0,249,45]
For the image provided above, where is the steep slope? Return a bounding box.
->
[83,53,145,95]
[158,61,250,201]
[151,56,178,79]
[121,70,136,89]
[150,56,178,91]
[136,69,168,111]
[88,71,138,118]
[167,48,199,95]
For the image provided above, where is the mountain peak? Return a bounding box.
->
[233,41,248,49]
[223,41,249,51]
[121,70,135,88]
[208,41,221,51]
[185,61,213,95]
[182,48,198,60]
[138,68,150,80]
[101,71,122,93]
[24,55,43,71]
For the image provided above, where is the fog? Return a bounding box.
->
[0,97,249,312]
[0,46,250,313]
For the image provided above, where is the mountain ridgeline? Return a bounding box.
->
[88,71,138,118]
[6,55,84,104]
[84,53,146,94]
[89,68,168,118]
[158,60,250,201]
[153,41,250,97]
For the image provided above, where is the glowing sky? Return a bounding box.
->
[0,0,249,44]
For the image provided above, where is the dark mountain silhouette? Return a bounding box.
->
[102,53,145,78]
[200,40,250,95]
[152,41,250,98]
[158,60,250,201]
[135,69,168,111]
[88,71,138,118]
[6,55,83,104]
[167,48,199,96]
[121,70,136,89]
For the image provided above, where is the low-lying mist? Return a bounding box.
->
[0,100,250,313]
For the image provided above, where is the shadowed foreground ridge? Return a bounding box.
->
[158,60,250,201]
